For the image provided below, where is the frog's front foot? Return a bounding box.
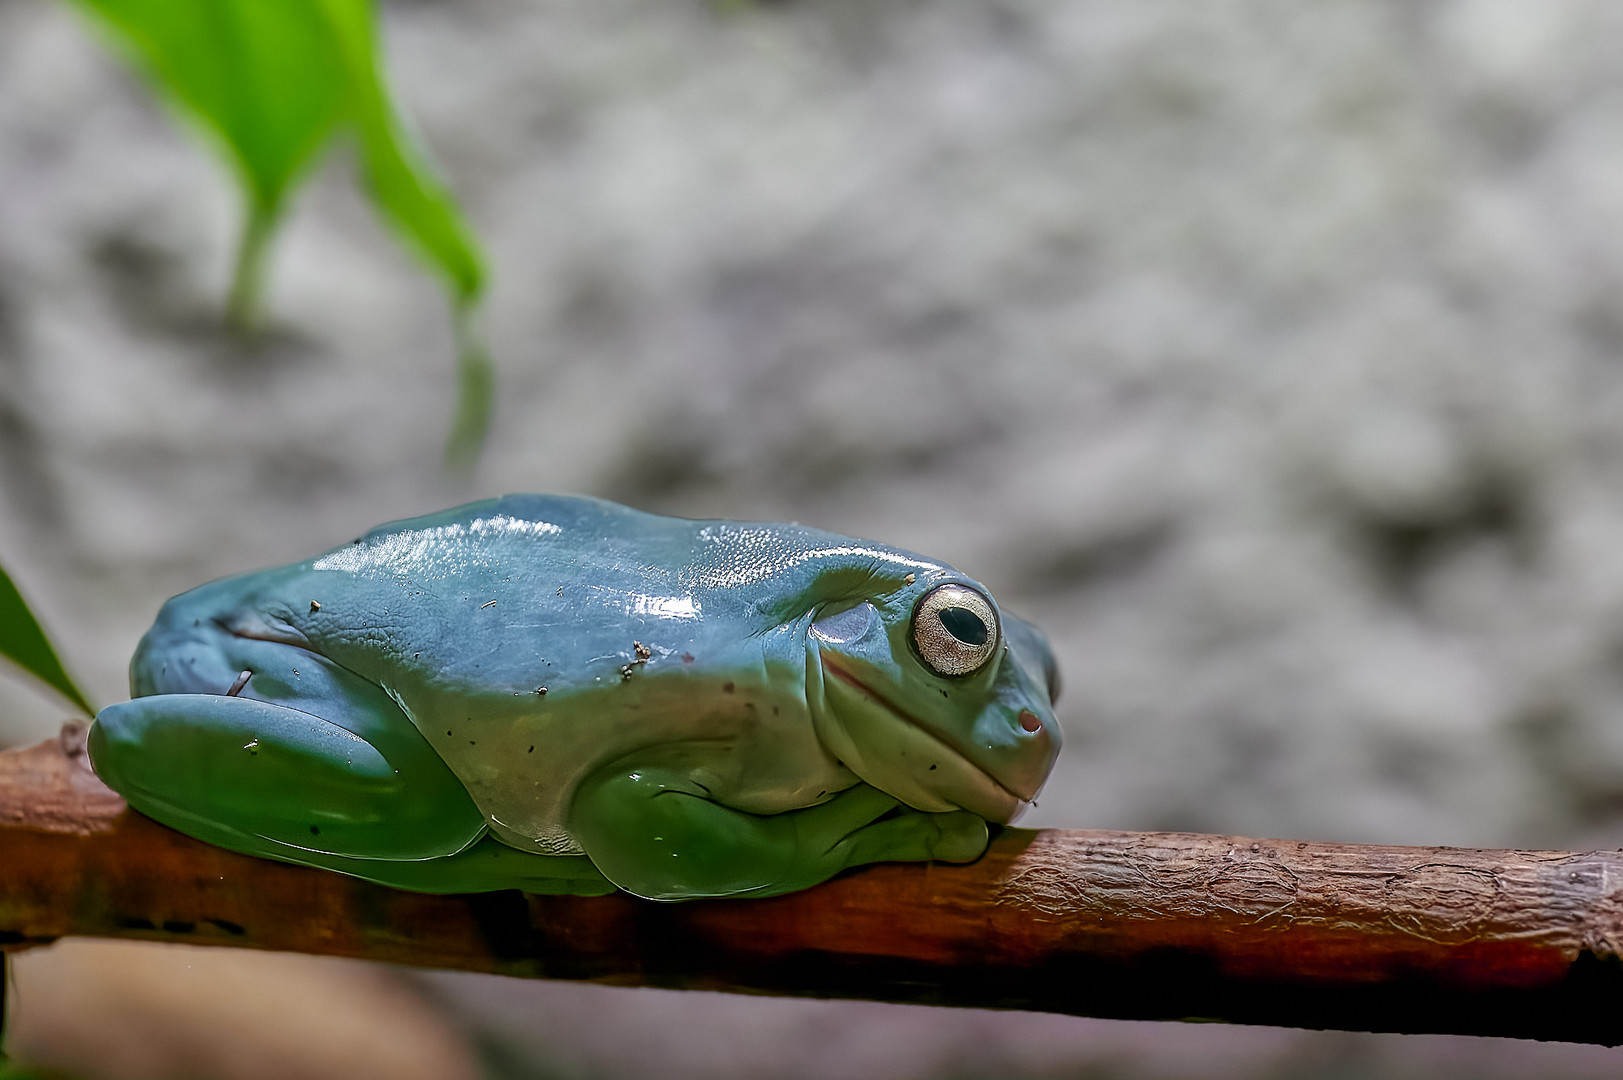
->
[570,769,990,901]
[792,782,987,869]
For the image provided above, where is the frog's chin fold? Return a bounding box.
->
[813,656,1033,823]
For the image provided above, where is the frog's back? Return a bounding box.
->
[319,494,694,584]
[285,494,712,689]
[137,492,942,739]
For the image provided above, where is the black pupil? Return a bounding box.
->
[938,606,988,646]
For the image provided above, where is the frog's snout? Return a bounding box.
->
[995,707,1060,805]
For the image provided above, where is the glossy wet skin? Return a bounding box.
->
[89,495,1062,900]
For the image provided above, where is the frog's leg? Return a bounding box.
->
[93,612,621,897]
[571,768,989,900]
[90,692,486,861]
[91,692,618,895]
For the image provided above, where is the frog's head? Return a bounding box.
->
[802,568,1062,824]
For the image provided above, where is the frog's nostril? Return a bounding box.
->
[1018,710,1043,733]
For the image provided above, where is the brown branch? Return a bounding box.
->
[3,729,1622,1044]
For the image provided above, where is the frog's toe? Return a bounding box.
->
[929,811,989,863]
[835,807,987,869]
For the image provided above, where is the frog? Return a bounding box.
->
[88,494,1062,901]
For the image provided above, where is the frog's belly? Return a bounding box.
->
[410,677,849,857]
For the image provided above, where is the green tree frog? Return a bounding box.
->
[88,495,1062,900]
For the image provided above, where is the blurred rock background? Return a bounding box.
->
[5,0,1623,1075]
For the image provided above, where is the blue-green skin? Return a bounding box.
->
[88,495,1061,900]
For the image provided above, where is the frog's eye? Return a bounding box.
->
[912,584,1000,677]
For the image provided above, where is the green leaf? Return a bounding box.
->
[72,0,349,219]
[67,0,494,463]
[320,0,486,304]
[444,311,495,474]
[318,0,492,467]
[0,562,94,718]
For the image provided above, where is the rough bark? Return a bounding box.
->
[3,728,1622,1043]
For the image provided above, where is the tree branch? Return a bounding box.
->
[3,729,1622,1043]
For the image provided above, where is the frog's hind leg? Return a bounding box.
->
[90,693,487,862]
[98,621,613,895]
[89,693,617,895]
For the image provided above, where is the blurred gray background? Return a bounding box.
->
[6,0,1623,1076]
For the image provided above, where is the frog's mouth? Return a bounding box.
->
[818,655,1032,822]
